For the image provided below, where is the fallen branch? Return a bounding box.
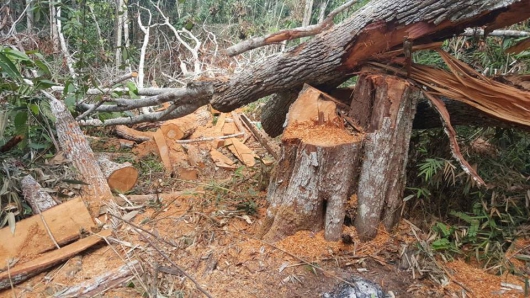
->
[175,132,243,144]
[54,260,141,297]
[51,86,180,96]
[462,28,530,37]
[226,0,357,56]
[239,114,280,160]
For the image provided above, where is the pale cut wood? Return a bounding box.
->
[210,149,237,169]
[115,125,154,142]
[225,138,257,167]
[97,156,139,193]
[45,92,113,216]
[222,122,237,136]
[0,229,112,291]
[212,113,227,148]
[153,129,172,173]
[21,175,58,213]
[0,198,94,271]
[55,260,141,297]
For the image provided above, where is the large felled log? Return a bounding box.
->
[45,92,113,216]
[97,156,138,193]
[82,1,530,130]
[260,85,362,242]
[352,74,420,240]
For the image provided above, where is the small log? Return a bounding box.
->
[21,175,58,213]
[55,260,141,297]
[0,198,94,271]
[115,125,155,143]
[260,85,362,242]
[97,156,139,193]
[160,106,212,140]
[0,229,112,291]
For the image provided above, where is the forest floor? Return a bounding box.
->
[1,108,529,298]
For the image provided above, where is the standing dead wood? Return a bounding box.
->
[352,74,420,240]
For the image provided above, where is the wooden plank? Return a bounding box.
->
[0,198,95,270]
[225,138,256,167]
[153,129,172,173]
[212,113,227,148]
[0,229,112,290]
[210,149,237,169]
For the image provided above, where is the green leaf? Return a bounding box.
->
[35,79,56,89]
[0,52,22,81]
[14,111,28,130]
[29,103,40,115]
[432,238,451,250]
[34,60,51,76]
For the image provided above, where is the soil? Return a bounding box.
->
[1,112,529,298]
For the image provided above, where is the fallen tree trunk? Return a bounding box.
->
[78,0,530,130]
[97,156,138,193]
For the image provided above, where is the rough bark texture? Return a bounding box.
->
[352,74,419,241]
[21,175,58,213]
[261,86,362,242]
[210,0,529,112]
[50,97,113,215]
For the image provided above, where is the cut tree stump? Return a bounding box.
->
[21,175,58,213]
[97,156,139,193]
[0,198,95,271]
[260,85,363,242]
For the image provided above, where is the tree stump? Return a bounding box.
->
[260,85,363,242]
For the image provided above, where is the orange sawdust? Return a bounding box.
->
[445,259,526,298]
[275,225,395,261]
[283,123,362,146]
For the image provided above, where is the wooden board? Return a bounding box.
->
[153,129,172,173]
[0,229,112,290]
[0,198,94,270]
[225,138,256,167]
[210,149,237,169]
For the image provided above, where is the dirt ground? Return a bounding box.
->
[1,112,529,298]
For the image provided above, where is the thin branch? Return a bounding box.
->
[226,0,357,56]
[175,132,244,144]
[462,28,530,37]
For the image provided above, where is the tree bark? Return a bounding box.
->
[352,74,419,240]
[47,93,114,216]
[21,175,58,213]
[260,90,299,137]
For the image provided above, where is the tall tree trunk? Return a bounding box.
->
[26,0,33,32]
[302,0,314,26]
[49,1,59,52]
[115,0,124,69]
